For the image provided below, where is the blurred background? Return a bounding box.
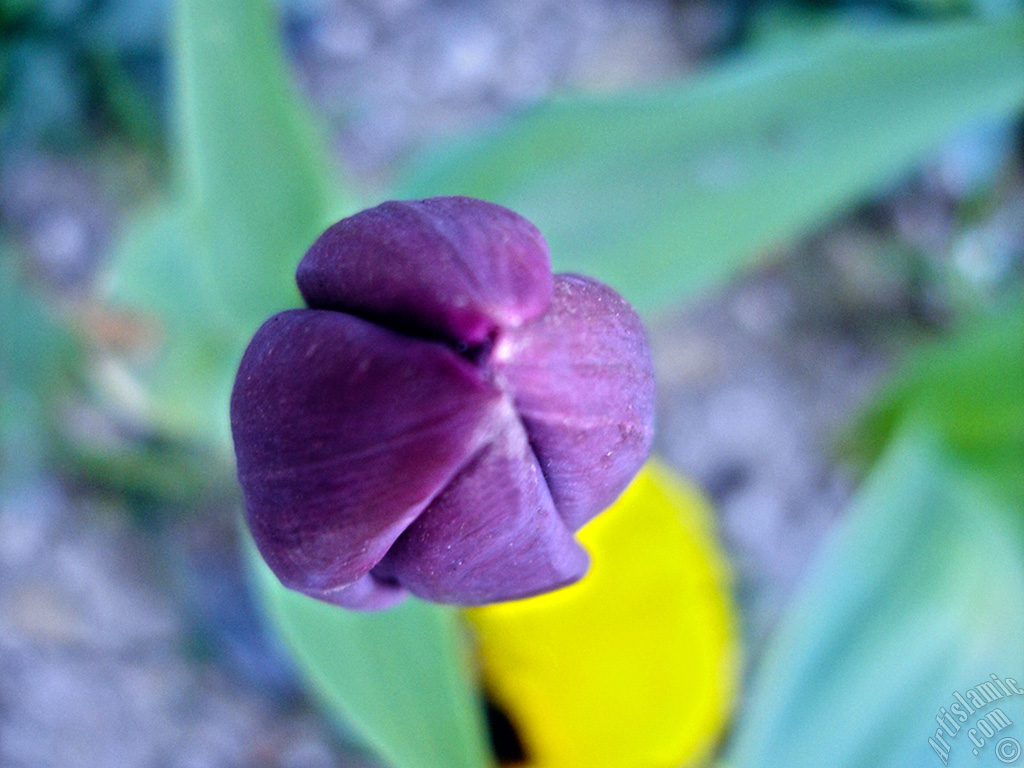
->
[1,0,1023,766]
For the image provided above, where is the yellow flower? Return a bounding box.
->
[465,460,740,768]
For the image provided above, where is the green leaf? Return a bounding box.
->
[847,297,1024,503]
[728,422,1024,768]
[249,541,495,768]
[172,0,345,330]
[400,17,1024,315]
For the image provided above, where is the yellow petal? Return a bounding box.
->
[465,460,740,768]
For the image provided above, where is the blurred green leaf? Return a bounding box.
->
[729,422,1024,767]
[105,203,240,448]
[848,297,1024,503]
[172,0,343,328]
[0,244,212,500]
[249,542,495,768]
[401,17,1024,316]
[67,430,232,506]
[89,52,163,148]
[0,248,80,486]
[0,0,34,28]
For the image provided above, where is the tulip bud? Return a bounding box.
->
[231,197,654,609]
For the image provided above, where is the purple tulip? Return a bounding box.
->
[231,197,654,610]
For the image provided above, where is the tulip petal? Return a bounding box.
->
[466,462,740,768]
[303,571,408,611]
[231,309,501,599]
[375,410,589,604]
[496,274,655,530]
[297,197,553,346]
